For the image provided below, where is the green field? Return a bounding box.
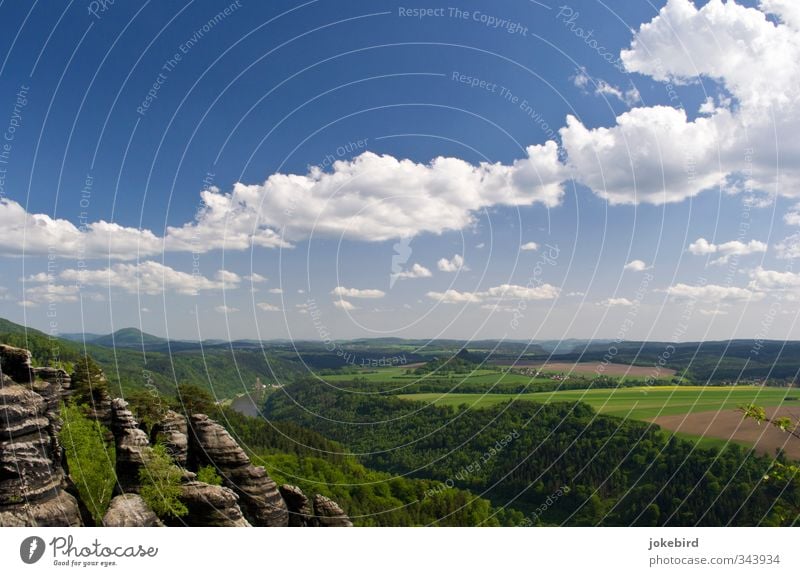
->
[398,386,799,420]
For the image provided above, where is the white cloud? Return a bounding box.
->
[623,259,650,271]
[268,288,283,294]
[245,273,268,283]
[572,67,640,106]
[333,299,356,311]
[613,0,800,203]
[391,263,432,280]
[484,284,560,301]
[257,302,281,312]
[747,267,800,290]
[437,254,466,272]
[699,309,729,316]
[665,283,760,301]
[214,305,238,313]
[24,284,80,304]
[427,283,559,304]
[520,242,539,251]
[688,238,767,264]
[28,260,236,296]
[426,289,482,304]
[775,233,800,259]
[331,286,386,299]
[215,270,241,284]
[597,297,635,307]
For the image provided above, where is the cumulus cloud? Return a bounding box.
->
[26,261,236,296]
[437,254,466,272]
[747,267,800,291]
[573,67,641,106]
[427,283,559,304]
[426,289,483,304]
[257,302,281,312]
[613,0,800,202]
[268,288,283,294]
[775,234,800,259]
[597,297,635,307]
[331,286,386,299]
[245,273,268,283]
[665,283,760,301]
[214,305,239,314]
[520,242,539,251]
[391,263,433,280]
[333,299,356,311]
[688,238,767,264]
[623,259,650,271]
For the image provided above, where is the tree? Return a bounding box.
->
[171,382,215,417]
[60,403,116,525]
[138,444,188,519]
[71,354,109,406]
[196,465,223,486]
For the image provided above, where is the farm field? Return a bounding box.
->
[497,361,677,378]
[398,386,798,421]
[654,407,800,460]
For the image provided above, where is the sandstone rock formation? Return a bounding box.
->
[110,399,150,492]
[0,344,352,528]
[189,414,288,526]
[311,494,354,527]
[0,346,81,527]
[103,494,163,527]
[152,410,189,467]
[178,481,251,527]
[280,484,313,527]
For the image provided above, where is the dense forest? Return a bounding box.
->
[264,378,800,526]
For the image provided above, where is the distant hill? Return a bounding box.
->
[90,327,167,348]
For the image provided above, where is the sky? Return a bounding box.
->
[0,0,798,342]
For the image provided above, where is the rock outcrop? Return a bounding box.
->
[280,484,313,527]
[110,399,150,492]
[178,481,251,527]
[0,344,351,528]
[311,494,354,527]
[189,414,288,526]
[103,494,163,527]
[152,410,188,467]
[0,346,81,527]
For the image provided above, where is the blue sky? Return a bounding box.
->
[1,0,798,342]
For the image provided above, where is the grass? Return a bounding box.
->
[322,365,657,387]
[398,386,798,421]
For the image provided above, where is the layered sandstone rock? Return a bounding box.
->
[152,410,188,467]
[0,347,81,527]
[110,399,150,492]
[189,414,288,526]
[178,481,251,527]
[279,484,313,527]
[103,494,162,527]
[311,494,353,527]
